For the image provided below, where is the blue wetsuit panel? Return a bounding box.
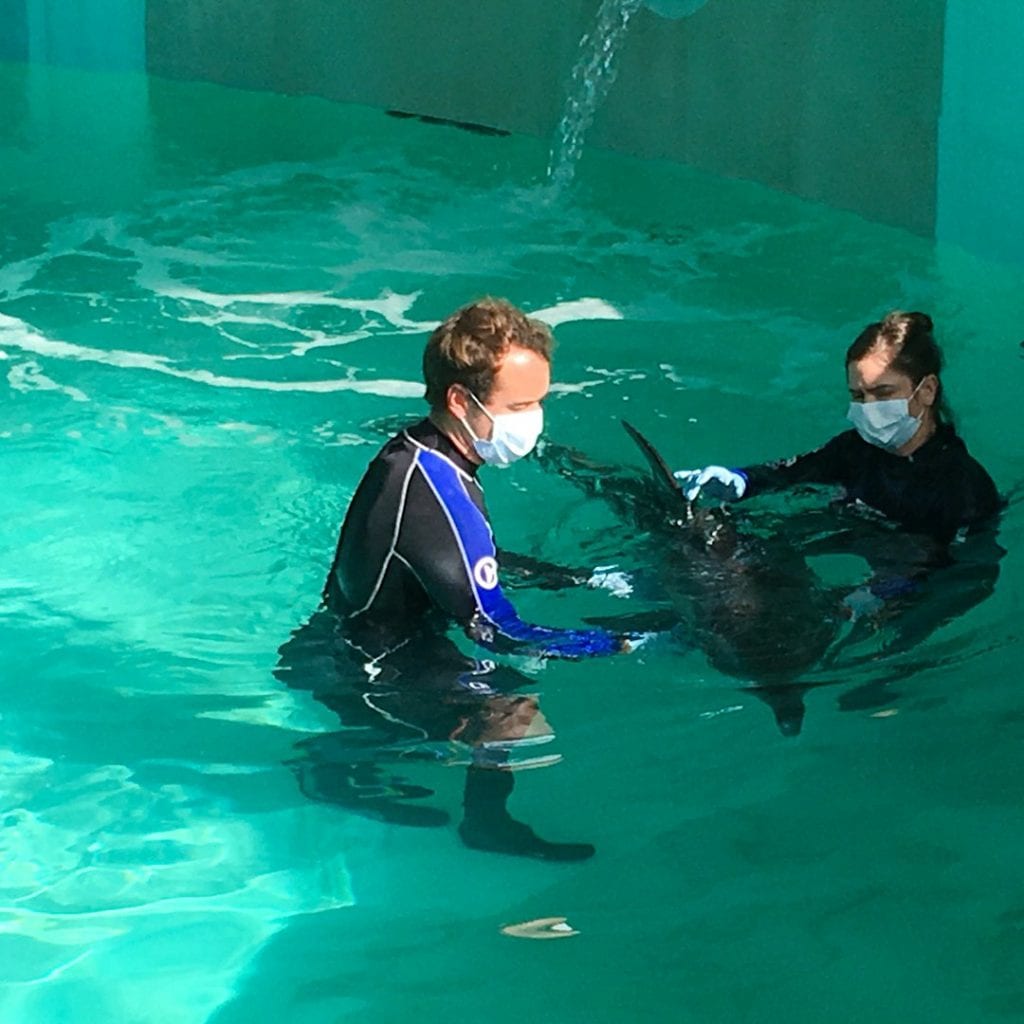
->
[415,448,620,657]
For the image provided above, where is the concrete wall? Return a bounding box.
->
[0,1,150,207]
[5,0,1022,266]
[937,0,1024,265]
[0,0,29,60]
[598,0,945,235]
[144,0,946,236]
[17,0,146,70]
[144,0,588,136]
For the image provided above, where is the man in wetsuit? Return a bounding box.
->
[277,298,627,860]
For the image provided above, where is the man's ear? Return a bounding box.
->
[446,383,471,420]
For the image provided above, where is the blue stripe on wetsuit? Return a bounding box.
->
[417,448,619,658]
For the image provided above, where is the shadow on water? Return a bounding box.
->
[538,420,1006,735]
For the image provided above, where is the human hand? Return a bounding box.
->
[586,564,634,598]
[842,586,884,621]
[619,632,655,654]
[672,465,747,502]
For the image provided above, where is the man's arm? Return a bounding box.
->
[400,448,622,658]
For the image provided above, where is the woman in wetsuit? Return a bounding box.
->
[676,311,1000,540]
[675,311,1003,675]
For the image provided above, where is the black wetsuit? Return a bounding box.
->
[276,418,612,858]
[737,423,1003,698]
[741,424,1000,544]
[323,417,619,662]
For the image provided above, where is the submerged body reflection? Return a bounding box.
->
[275,611,596,859]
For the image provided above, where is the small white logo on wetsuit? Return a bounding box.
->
[472,556,499,590]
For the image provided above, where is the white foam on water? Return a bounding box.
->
[0,253,52,299]
[6,360,90,403]
[548,379,613,395]
[153,283,431,325]
[531,296,623,327]
[0,313,423,398]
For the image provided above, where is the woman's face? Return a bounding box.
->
[847,349,937,420]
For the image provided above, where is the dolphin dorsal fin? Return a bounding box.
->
[621,419,684,498]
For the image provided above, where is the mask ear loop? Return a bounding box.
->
[466,390,495,424]
[458,388,493,449]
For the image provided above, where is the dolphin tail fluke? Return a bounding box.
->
[752,685,809,737]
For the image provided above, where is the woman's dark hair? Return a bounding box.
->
[845,311,952,424]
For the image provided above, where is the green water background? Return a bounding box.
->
[1,63,1023,1023]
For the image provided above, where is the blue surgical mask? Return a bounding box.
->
[847,379,924,452]
[462,391,544,468]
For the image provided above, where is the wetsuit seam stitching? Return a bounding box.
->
[349,452,418,617]
[403,428,479,488]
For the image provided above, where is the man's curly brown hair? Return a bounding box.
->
[423,298,553,409]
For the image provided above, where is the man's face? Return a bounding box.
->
[465,345,550,441]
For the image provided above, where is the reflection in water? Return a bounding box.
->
[274,610,596,860]
[807,509,1005,706]
[0,747,351,1023]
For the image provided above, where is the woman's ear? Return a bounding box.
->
[918,374,939,409]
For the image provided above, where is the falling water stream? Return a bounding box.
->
[546,0,644,189]
[547,0,712,188]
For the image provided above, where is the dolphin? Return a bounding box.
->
[541,420,843,734]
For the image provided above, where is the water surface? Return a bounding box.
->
[1,61,1022,1024]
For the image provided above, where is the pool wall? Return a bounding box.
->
[937,0,1024,265]
[2,0,1022,265]
[141,0,946,235]
[0,0,144,69]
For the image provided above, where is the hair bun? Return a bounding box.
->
[905,311,934,332]
[880,310,934,338]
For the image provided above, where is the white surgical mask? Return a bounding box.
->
[847,379,924,452]
[462,391,544,467]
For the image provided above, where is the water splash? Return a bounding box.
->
[547,0,644,190]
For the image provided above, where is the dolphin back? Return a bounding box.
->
[619,419,840,737]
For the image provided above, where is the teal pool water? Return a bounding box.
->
[1,62,1023,1024]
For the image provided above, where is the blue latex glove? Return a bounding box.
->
[842,586,884,621]
[672,465,748,502]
